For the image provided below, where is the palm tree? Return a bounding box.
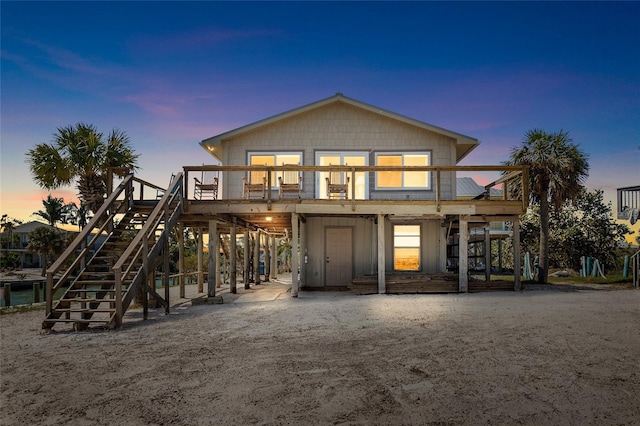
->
[1,214,21,250]
[26,226,65,276]
[505,129,589,283]
[67,202,91,231]
[33,194,72,227]
[26,123,139,213]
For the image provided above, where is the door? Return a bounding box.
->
[325,227,353,287]
[315,152,369,199]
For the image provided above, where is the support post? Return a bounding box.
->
[164,231,170,314]
[216,234,222,289]
[264,233,271,282]
[291,213,299,297]
[513,218,522,291]
[244,229,250,289]
[253,231,261,285]
[197,228,204,293]
[484,224,491,282]
[3,283,11,307]
[271,235,277,280]
[459,217,469,292]
[377,214,386,294]
[300,220,306,288]
[178,224,185,298]
[208,219,217,297]
[230,219,237,294]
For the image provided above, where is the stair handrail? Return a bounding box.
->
[45,174,134,315]
[112,172,184,327]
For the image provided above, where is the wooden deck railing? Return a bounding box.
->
[184,164,529,211]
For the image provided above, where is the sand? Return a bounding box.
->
[1,280,639,425]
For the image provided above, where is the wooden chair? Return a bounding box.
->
[193,174,218,200]
[326,164,349,199]
[243,170,267,199]
[278,165,303,199]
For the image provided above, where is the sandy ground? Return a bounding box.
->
[1,279,639,425]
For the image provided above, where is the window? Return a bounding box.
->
[394,225,420,271]
[315,151,369,199]
[248,152,302,186]
[375,152,430,190]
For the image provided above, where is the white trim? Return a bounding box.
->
[374,151,431,191]
[314,151,369,199]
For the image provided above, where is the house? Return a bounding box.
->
[185,93,528,295]
[42,93,530,330]
[0,221,55,268]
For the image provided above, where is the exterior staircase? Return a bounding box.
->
[43,173,183,330]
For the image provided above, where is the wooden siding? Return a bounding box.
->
[219,102,457,200]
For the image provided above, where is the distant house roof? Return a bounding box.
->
[11,221,56,234]
[457,177,503,198]
[201,93,479,163]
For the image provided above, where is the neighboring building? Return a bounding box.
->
[0,221,55,268]
[185,93,528,294]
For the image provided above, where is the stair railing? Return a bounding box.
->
[45,174,134,316]
[112,172,184,327]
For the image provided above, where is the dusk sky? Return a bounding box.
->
[1,2,639,234]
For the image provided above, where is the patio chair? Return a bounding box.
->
[193,173,218,200]
[326,164,349,199]
[243,169,267,199]
[278,165,303,199]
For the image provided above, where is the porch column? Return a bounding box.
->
[244,229,250,289]
[291,213,299,297]
[216,234,222,289]
[207,219,217,297]
[230,219,237,294]
[178,223,185,298]
[197,228,204,293]
[271,234,278,280]
[484,224,491,282]
[513,217,522,291]
[300,220,306,289]
[264,232,271,282]
[253,231,261,285]
[458,217,469,292]
[377,214,386,294]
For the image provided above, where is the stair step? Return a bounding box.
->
[44,318,112,324]
[60,298,117,303]
[52,308,116,313]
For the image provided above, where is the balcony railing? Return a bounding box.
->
[183,164,529,212]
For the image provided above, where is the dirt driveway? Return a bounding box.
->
[1,284,639,425]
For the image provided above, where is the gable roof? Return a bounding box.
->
[457,177,503,198]
[10,221,56,234]
[200,93,479,162]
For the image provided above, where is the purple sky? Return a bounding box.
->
[1,2,639,233]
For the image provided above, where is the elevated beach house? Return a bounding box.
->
[188,93,528,295]
[43,93,528,330]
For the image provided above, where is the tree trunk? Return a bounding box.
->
[538,196,549,283]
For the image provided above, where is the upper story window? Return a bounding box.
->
[375,152,431,190]
[247,152,302,186]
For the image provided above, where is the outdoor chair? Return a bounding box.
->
[278,165,303,199]
[193,174,218,200]
[243,169,267,199]
[326,164,349,199]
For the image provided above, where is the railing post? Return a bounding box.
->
[436,169,441,211]
[267,166,272,210]
[114,268,123,328]
[351,167,356,211]
[142,235,149,320]
[46,272,53,314]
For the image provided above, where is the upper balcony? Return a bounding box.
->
[181,165,529,230]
